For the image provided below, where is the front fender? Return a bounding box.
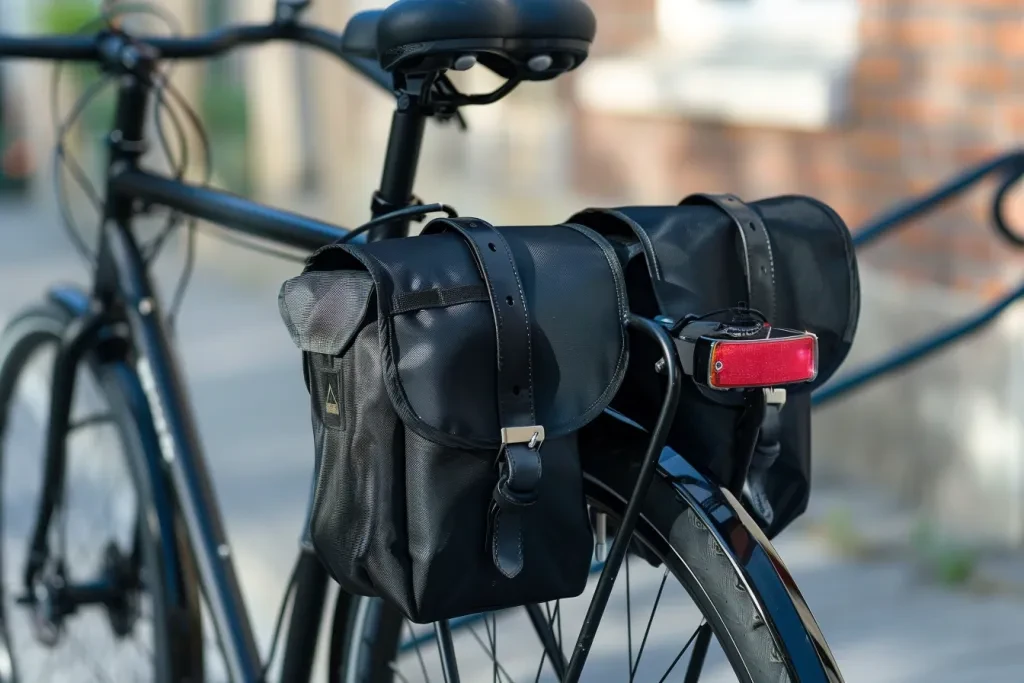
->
[47,285,92,318]
[659,452,843,683]
[46,284,184,603]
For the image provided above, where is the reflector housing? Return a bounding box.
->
[703,333,818,389]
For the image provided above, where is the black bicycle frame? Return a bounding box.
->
[100,55,431,683]
[0,21,428,682]
[0,13,839,683]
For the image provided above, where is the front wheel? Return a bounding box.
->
[328,422,843,683]
[0,301,203,683]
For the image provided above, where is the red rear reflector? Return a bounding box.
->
[708,334,818,389]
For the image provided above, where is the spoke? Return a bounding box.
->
[129,633,153,664]
[66,632,116,683]
[483,611,496,683]
[130,519,143,578]
[406,622,432,683]
[434,621,461,683]
[556,602,563,659]
[59,482,70,564]
[37,650,61,681]
[390,662,414,683]
[533,602,562,683]
[631,568,669,679]
[657,621,706,683]
[625,556,633,680]
[491,612,498,683]
[101,479,115,535]
[683,622,714,683]
[68,413,114,431]
[525,602,567,680]
[467,625,516,683]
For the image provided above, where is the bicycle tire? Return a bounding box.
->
[328,432,842,683]
[0,298,203,683]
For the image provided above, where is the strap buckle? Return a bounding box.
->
[500,425,545,450]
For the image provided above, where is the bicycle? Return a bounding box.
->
[0,1,845,681]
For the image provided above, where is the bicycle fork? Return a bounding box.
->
[17,310,138,641]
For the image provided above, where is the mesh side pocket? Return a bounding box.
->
[306,325,410,603]
[279,270,376,356]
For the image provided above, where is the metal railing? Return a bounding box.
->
[812,148,1024,407]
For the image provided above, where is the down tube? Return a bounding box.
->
[103,221,263,681]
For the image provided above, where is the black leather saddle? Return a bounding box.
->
[341,0,595,80]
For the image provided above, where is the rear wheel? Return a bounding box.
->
[0,302,202,683]
[329,445,804,683]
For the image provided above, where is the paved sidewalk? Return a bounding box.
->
[0,198,1021,681]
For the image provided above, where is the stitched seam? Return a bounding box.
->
[698,194,776,318]
[492,512,501,568]
[761,216,777,319]
[459,222,509,418]
[606,208,662,280]
[391,284,489,315]
[535,448,542,480]
[506,445,517,482]
[492,229,536,424]
[734,213,754,303]
[800,195,859,342]
[517,517,523,570]
[562,223,630,422]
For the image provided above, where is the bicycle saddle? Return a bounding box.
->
[341,0,595,81]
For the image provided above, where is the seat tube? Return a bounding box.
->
[369,89,428,242]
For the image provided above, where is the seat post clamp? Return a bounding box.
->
[370,191,425,220]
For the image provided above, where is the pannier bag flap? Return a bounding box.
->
[278,270,376,356]
[569,194,860,390]
[279,220,630,451]
[568,193,859,538]
[279,218,627,621]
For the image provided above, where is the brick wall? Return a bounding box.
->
[570,0,1024,293]
[584,0,658,54]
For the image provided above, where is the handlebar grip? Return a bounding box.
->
[0,35,97,61]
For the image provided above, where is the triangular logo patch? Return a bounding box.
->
[325,383,340,415]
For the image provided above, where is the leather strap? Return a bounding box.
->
[743,403,782,530]
[422,218,540,579]
[680,193,777,323]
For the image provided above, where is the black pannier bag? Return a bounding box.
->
[278,217,629,623]
[569,193,860,537]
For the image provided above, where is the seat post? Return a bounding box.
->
[369,86,429,242]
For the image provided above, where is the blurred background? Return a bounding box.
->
[0,0,1022,680]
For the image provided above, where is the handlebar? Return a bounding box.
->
[0,21,392,91]
[0,35,97,61]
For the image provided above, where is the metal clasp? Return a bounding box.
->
[500,425,545,450]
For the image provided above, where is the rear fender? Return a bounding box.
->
[659,451,843,683]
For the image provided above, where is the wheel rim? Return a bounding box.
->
[342,497,727,683]
[0,335,158,682]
